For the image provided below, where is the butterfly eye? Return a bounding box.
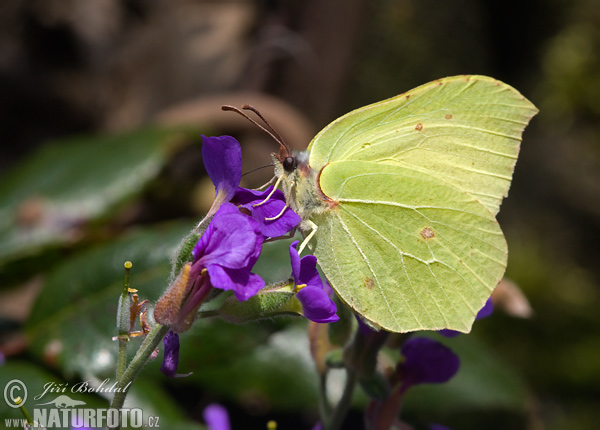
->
[283,156,297,172]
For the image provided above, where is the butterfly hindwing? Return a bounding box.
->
[311,161,507,332]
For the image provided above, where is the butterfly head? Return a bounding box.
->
[221,104,325,217]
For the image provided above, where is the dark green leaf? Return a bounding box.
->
[0,127,191,264]
[26,221,193,379]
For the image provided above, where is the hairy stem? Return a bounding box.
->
[108,323,170,429]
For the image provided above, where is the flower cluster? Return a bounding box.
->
[156,135,339,377]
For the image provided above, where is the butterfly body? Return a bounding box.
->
[274,75,537,333]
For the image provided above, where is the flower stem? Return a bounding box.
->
[318,371,331,422]
[327,368,357,430]
[108,323,170,429]
[16,397,33,425]
[116,336,128,382]
[116,262,133,381]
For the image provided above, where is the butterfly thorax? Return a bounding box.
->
[273,151,331,224]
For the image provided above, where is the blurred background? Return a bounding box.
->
[1,1,599,429]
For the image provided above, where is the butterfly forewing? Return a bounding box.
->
[308,75,538,215]
[311,161,507,333]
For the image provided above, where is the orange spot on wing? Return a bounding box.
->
[415,123,423,131]
[420,227,435,240]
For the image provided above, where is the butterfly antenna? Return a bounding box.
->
[242,104,292,155]
[241,163,275,178]
[221,105,292,157]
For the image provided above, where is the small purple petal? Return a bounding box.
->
[356,315,376,337]
[299,255,322,288]
[207,265,265,301]
[400,337,459,390]
[202,135,242,203]
[429,425,452,430]
[297,286,339,323]
[289,242,339,323]
[160,330,180,378]
[438,329,461,338]
[290,241,321,288]
[289,241,302,284]
[476,297,494,320]
[439,297,494,337]
[203,403,231,430]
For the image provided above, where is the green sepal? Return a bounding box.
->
[171,229,200,279]
[218,282,301,324]
[117,293,131,336]
[358,372,391,401]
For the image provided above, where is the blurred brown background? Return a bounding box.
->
[1,1,599,429]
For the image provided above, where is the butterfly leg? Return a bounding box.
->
[263,227,297,243]
[254,175,277,191]
[253,175,284,207]
[298,220,318,255]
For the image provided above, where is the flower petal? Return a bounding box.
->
[203,404,231,430]
[476,297,494,320]
[193,203,263,269]
[299,254,322,289]
[297,286,339,323]
[160,330,180,378]
[289,241,302,285]
[202,135,242,204]
[207,265,265,301]
[233,187,300,238]
[400,337,459,390]
[439,297,494,337]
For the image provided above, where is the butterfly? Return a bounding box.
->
[231,75,537,333]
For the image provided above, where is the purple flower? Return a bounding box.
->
[203,404,230,430]
[439,297,494,337]
[232,186,301,238]
[155,203,264,332]
[192,203,264,301]
[289,241,338,323]
[202,135,243,218]
[160,330,192,378]
[400,337,459,392]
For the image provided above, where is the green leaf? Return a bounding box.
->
[0,361,107,430]
[173,320,319,412]
[25,221,192,379]
[0,361,204,429]
[0,127,191,265]
[122,377,205,429]
[253,237,298,284]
